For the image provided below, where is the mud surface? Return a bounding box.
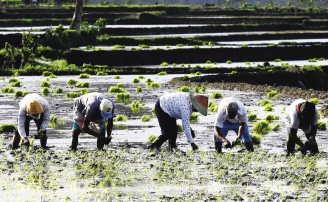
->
[0,74,327,200]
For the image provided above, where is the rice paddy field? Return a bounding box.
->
[0,3,328,201]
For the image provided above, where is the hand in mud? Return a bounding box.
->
[224,140,232,149]
[23,137,30,147]
[104,136,112,145]
[191,143,198,151]
[300,145,307,155]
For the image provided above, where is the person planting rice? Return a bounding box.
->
[214,97,254,153]
[149,92,208,151]
[12,93,50,149]
[285,99,319,155]
[70,92,114,150]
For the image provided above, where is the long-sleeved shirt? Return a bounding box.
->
[160,92,194,143]
[215,97,247,128]
[285,98,319,129]
[74,92,114,122]
[18,93,50,138]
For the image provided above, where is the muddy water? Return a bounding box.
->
[0,74,327,200]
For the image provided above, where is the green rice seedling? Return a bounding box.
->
[157,71,167,76]
[116,83,124,88]
[42,87,50,96]
[240,44,248,48]
[65,92,80,98]
[258,99,272,106]
[116,93,130,102]
[11,81,22,87]
[141,115,151,122]
[146,82,161,88]
[147,134,158,144]
[231,71,238,74]
[267,90,279,98]
[176,44,184,47]
[160,62,169,66]
[131,100,141,112]
[1,87,15,93]
[177,124,183,132]
[76,82,90,88]
[194,86,200,93]
[40,81,51,87]
[22,91,29,96]
[114,114,128,122]
[264,104,274,111]
[246,62,251,65]
[317,121,326,130]
[274,59,282,62]
[265,114,279,123]
[79,88,90,95]
[145,78,153,83]
[208,101,218,112]
[226,60,232,64]
[138,75,145,79]
[178,86,190,92]
[136,86,143,93]
[15,90,23,97]
[67,79,78,85]
[250,133,263,144]
[97,71,107,76]
[210,92,222,99]
[194,45,199,49]
[113,75,120,79]
[0,124,16,133]
[113,44,125,50]
[192,71,202,76]
[181,75,190,80]
[49,114,65,129]
[132,78,140,83]
[180,63,185,67]
[273,124,280,132]
[248,113,257,121]
[8,78,19,83]
[206,60,212,64]
[13,72,19,76]
[48,74,57,79]
[268,44,277,47]
[42,71,53,77]
[308,58,317,62]
[79,73,90,79]
[139,44,150,48]
[253,121,271,135]
[200,85,206,93]
[190,112,198,121]
[108,86,125,93]
[308,98,319,105]
[55,88,63,94]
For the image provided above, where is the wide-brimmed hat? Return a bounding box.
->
[100,99,113,118]
[27,99,44,115]
[227,102,239,119]
[190,93,208,116]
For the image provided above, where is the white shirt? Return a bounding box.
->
[215,97,247,128]
[18,93,50,138]
[160,92,194,143]
[285,98,318,129]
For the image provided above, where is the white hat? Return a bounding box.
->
[100,99,113,118]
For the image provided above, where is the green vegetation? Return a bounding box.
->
[131,100,142,112]
[210,92,222,99]
[265,114,279,123]
[250,133,263,144]
[116,93,130,102]
[253,121,271,135]
[76,82,90,88]
[248,113,257,121]
[40,81,51,87]
[136,86,143,93]
[190,112,198,121]
[160,62,169,66]
[1,87,15,93]
[193,86,200,93]
[65,89,90,98]
[132,78,140,83]
[42,87,50,96]
[273,124,280,132]
[0,124,16,133]
[49,114,66,129]
[97,71,107,76]
[147,134,158,144]
[157,71,167,76]
[178,86,190,92]
[146,82,161,89]
[141,115,151,122]
[15,90,24,97]
[258,99,272,106]
[308,98,319,105]
[113,75,121,79]
[79,73,90,79]
[267,90,279,98]
[67,79,78,85]
[114,114,128,122]
[108,85,126,93]
[55,88,63,94]
[317,121,326,130]
[208,101,218,112]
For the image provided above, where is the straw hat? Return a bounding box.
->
[190,93,208,116]
[27,99,44,115]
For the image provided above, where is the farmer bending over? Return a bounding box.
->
[149,92,208,151]
[214,97,254,153]
[12,93,50,149]
[70,92,114,150]
[285,99,319,155]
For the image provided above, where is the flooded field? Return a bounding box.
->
[0,73,327,201]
